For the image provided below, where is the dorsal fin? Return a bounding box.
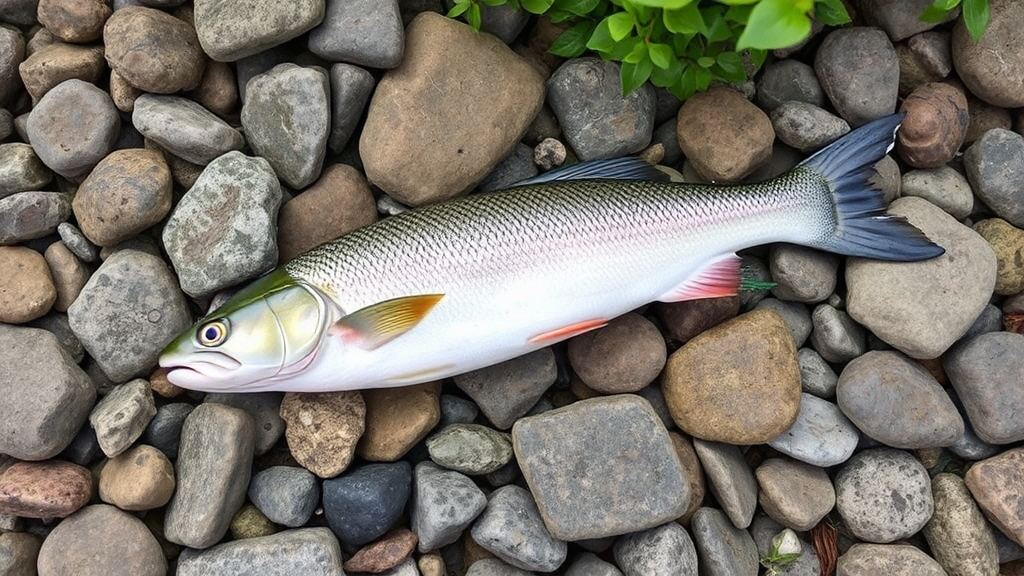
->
[512,157,669,187]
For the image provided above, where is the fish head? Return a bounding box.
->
[159,269,331,392]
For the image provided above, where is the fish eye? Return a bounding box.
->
[197,320,229,347]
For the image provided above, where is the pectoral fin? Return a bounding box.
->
[330,294,444,350]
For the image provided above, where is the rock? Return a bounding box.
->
[37,505,166,576]
[177,528,344,575]
[613,522,698,576]
[193,0,324,62]
[692,439,757,529]
[109,68,141,112]
[0,191,71,245]
[18,42,105,101]
[808,303,867,363]
[242,64,329,189]
[164,403,256,549]
[771,102,850,153]
[798,348,837,399]
[27,78,119,178]
[89,378,156,457]
[749,514,821,576]
[277,164,377,262]
[359,382,440,462]
[412,461,487,552]
[29,311,85,363]
[690,507,759,576]
[0,143,51,199]
[0,532,42,576]
[38,0,110,43]
[44,241,88,312]
[676,86,773,181]
[837,350,964,448]
[280,391,365,478]
[952,0,1024,108]
[466,558,535,576]
[190,60,237,117]
[248,466,318,528]
[479,142,537,192]
[898,31,953,96]
[71,148,172,247]
[567,313,666,394]
[132,94,245,165]
[837,543,947,576]
[547,58,654,161]
[769,245,839,303]
[323,462,411,547]
[0,324,94,460]
[162,151,282,297]
[965,129,1024,228]
[754,298,812,347]
[229,503,276,540]
[756,59,825,112]
[663,309,801,444]
[901,165,973,220]
[513,395,687,540]
[657,296,740,345]
[769,393,860,467]
[440,395,479,428]
[455,349,558,430]
[0,26,24,107]
[668,432,705,524]
[309,0,403,68]
[923,473,999,576]
[0,246,56,323]
[815,28,899,126]
[897,82,969,168]
[755,458,834,531]
[0,460,92,518]
[477,2,529,44]
[565,552,622,576]
[360,13,544,206]
[427,424,513,476]
[966,448,1024,547]
[98,444,175,510]
[58,222,99,262]
[68,250,191,381]
[142,402,193,460]
[966,94,1013,145]
[945,332,1024,444]
[204,393,284,456]
[835,448,933,543]
[861,0,957,41]
[344,529,418,573]
[471,485,567,572]
[103,6,205,93]
[974,219,1024,295]
[847,197,997,358]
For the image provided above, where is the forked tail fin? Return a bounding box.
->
[801,114,945,261]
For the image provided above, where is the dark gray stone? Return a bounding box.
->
[798,348,837,399]
[58,222,99,263]
[755,298,812,347]
[652,119,682,166]
[477,2,529,44]
[769,393,859,467]
[756,59,825,112]
[132,94,244,165]
[177,528,344,575]
[205,392,284,456]
[835,448,933,543]
[0,109,12,141]
[248,466,318,528]
[613,522,698,576]
[771,102,850,153]
[471,485,567,572]
[27,312,84,363]
[466,558,536,576]
[691,507,759,576]
[963,304,1004,340]
[68,249,191,381]
[164,403,256,549]
[61,423,103,466]
[0,191,70,245]
[440,394,479,426]
[693,439,757,529]
[426,423,513,475]
[809,304,867,363]
[142,402,194,460]
[309,0,403,68]
[455,348,557,430]
[513,395,688,541]
[547,58,655,161]
[0,0,37,27]
[26,79,119,178]
[0,143,51,199]
[815,28,899,127]
[193,0,324,62]
[328,63,375,153]
[0,26,24,106]
[945,331,1024,444]
[964,128,1024,228]
[235,44,297,101]
[323,462,411,547]
[89,378,157,457]
[479,143,538,192]
[412,461,487,552]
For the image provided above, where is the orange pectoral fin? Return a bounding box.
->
[658,253,742,303]
[329,293,444,350]
[529,319,608,345]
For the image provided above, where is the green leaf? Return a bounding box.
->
[697,55,715,67]
[651,55,683,86]
[715,51,745,82]
[520,0,555,14]
[962,0,989,41]
[547,8,577,21]
[716,0,758,4]
[663,2,705,34]
[608,35,642,59]
[607,11,635,41]
[693,65,712,90]
[629,0,694,8]
[670,64,698,100]
[702,6,733,41]
[621,57,653,94]
[920,0,961,21]
[725,4,753,24]
[480,0,505,6]
[748,47,768,68]
[622,40,648,63]
[548,20,598,57]
[467,2,482,30]
[446,1,471,18]
[736,0,812,50]
[814,0,851,25]
[648,42,675,68]
[555,0,601,15]
[586,17,616,52]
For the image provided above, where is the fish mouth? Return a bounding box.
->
[159,351,243,389]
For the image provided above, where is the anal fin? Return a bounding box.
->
[658,254,742,303]
[529,319,608,344]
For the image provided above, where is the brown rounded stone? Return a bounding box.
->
[755,458,835,531]
[38,0,111,43]
[18,42,105,102]
[418,553,446,576]
[110,69,143,113]
[669,432,705,525]
[0,460,93,518]
[277,164,378,262]
[662,308,801,444]
[44,241,89,312]
[149,367,186,398]
[72,148,172,247]
[189,60,237,117]
[676,86,774,182]
[0,246,57,324]
[656,296,740,345]
[965,447,1024,547]
[952,0,1024,108]
[230,502,277,540]
[103,6,206,94]
[973,218,1024,296]
[358,382,441,462]
[99,444,176,511]
[567,313,666,394]
[964,95,1012,145]
[280,391,365,478]
[343,529,418,573]
[897,82,969,168]
[37,504,167,576]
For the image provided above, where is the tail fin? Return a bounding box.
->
[801,114,945,261]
